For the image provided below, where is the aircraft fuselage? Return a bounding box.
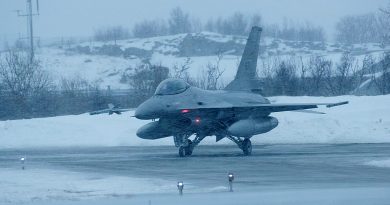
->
[135,86,276,139]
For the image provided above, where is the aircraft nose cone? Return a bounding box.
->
[134,98,164,120]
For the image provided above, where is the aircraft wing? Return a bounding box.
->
[179,101,348,113]
[242,101,349,113]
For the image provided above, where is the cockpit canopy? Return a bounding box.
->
[155,78,190,95]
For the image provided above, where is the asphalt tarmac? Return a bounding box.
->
[2,143,390,193]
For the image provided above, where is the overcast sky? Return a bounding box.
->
[0,0,388,43]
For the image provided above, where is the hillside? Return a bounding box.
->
[36,32,390,90]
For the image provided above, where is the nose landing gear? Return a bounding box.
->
[176,134,205,157]
[179,139,193,157]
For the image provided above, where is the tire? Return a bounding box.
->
[185,139,193,156]
[185,147,193,156]
[179,146,186,157]
[242,138,252,156]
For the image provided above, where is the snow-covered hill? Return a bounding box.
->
[36,32,390,89]
[1,95,389,148]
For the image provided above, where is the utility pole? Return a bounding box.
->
[16,0,39,63]
[28,0,34,61]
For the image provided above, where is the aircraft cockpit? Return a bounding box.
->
[155,79,190,95]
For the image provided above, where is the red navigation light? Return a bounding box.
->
[181,109,190,113]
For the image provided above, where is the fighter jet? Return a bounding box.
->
[93,26,348,157]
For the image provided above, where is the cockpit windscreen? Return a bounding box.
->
[155,79,190,95]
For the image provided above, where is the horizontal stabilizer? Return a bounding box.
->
[89,104,132,115]
[290,109,325,114]
[326,101,349,108]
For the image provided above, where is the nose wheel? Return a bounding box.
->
[179,139,193,157]
[177,134,206,157]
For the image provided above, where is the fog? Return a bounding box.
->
[0,0,388,43]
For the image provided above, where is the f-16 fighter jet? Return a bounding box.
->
[93,27,348,157]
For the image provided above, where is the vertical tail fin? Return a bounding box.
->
[224,26,262,93]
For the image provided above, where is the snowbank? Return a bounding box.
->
[0,95,389,148]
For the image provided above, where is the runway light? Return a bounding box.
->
[228,172,234,192]
[177,181,184,195]
[20,157,25,170]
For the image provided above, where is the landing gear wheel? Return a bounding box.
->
[242,138,252,156]
[185,140,193,156]
[179,146,186,157]
[178,139,193,157]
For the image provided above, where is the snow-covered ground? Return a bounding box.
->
[2,167,389,205]
[0,95,389,148]
[0,168,176,204]
[29,187,390,205]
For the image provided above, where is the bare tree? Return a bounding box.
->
[0,50,52,116]
[133,20,168,38]
[378,4,390,45]
[227,12,248,35]
[204,12,251,36]
[197,52,225,90]
[168,7,192,34]
[335,13,382,44]
[94,26,130,44]
[308,56,332,95]
[297,56,308,95]
[329,53,361,95]
[273,57,298,95]
[172,57,193,81]
[60,75,90,97]
[191,18,203,33]
[128,63,169,103]
[373,52,390,94]
[379,1,390,16]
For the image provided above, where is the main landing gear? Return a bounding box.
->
[175,134,205,157]
[174,134,252,157]
[226,135,252,156]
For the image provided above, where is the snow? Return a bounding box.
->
[0,168,176,204]
[1,167,389,205]
[0,95,389,148]
[33,187,390,205]
[30,32,389,90]
[364,159,390,168]
[2,168,389,205]
[37,48,137,89]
